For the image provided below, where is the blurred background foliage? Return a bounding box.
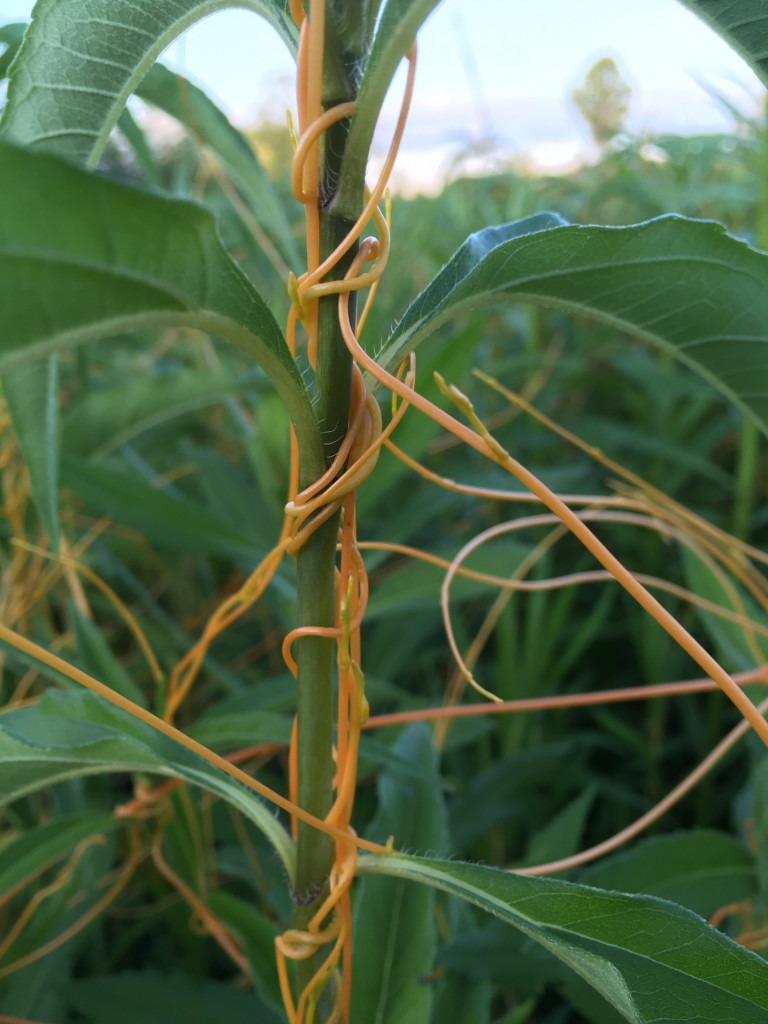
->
[1,34,768,1022]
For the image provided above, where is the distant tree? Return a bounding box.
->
[572,57,631,145]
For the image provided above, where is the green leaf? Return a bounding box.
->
[681,545,768,671]
[379,214,768,437]
[0,21,25,80]
[351,724,448,1024]
[0,689,295,876]
[431,974,492,1024]
[0,812,122,900]
[356,853,768,1023]
[61,457,266,561]
[580,830,757,919]
[0,2,297,550]
[135,63,300,268]
[520,786,596,871]
[63,367,260,458]
[188,708,294,751]
[0,142,323,477]
[751,756,768,901]
[63,971,277,1024]
[0,0,297,166]
[116,106,162,186]
[339,0,443,215]
[70,602,147,707]
[2,355,60,549]
[208,890,283,1013]
[679,1,768,88]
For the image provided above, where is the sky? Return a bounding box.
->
[2,0,764,190]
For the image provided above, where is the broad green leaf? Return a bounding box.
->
[0,0,297,166]
[0,143,323,477]
[679,1,768,87]
[63,971,277,1023]
[580,830,757,919]
[0,0,296,549]
[1,355,60,549]
[378,214,768,437]
[357,853,768,1024]
[351,724,448,1024]
[340,0,443,215]
[0,689,295,876]
[0,813,121,900]
[135,63,300,268]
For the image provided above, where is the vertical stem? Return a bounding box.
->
[292,5,365,1013]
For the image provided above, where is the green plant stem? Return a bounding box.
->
[292,5,365,1013]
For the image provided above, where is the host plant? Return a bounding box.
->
[1,1,768,1022]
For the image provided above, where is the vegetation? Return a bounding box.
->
[1,2,768,1022]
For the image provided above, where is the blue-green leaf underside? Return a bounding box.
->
[0,0,297,166]
[679,1,768,88]
[357,853,768,1024]
[379,214,768,436]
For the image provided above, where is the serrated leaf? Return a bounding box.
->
[0,689,294,875]
[357,853,768,1024]
[378,214,768,437]
[0,142,323,475]
[0,0,297,166]
[351,724,448,1024]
